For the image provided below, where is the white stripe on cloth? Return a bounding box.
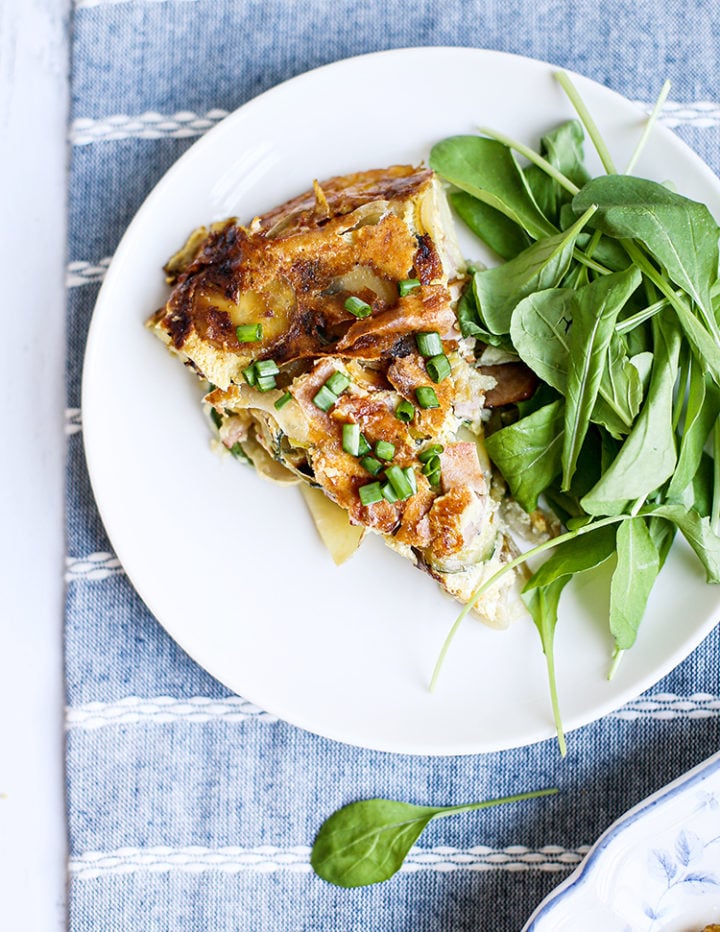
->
[65,552,123,582]
[66,696,277,728]
[69,843,591,880]
[70,110,229,145]
[68,101,720,147]
[75,0,202,6]
[64,692,720,731]
[65,408,82,435]
[66,257,112,287]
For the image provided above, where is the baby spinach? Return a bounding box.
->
[429,71,720,752]
[311,788,558,887]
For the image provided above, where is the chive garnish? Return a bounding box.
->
[403,467,418,495]
[344,296,373,318]
[374,440,395,461]
[313,385,338,411]
[398,278,421,296]
[395,399,415,423]
[421,454,442,477]
[256,375,277,392]
[342,423,361,456]
[418,444,444,463]
[360,455,384,476]
[210,407,223,430]
[415,331,443,358]
[426,354,451,383]
[359,482,383,505]
[242,364,258,387]
[255,359,279,377]
[415,386,440,409]
[381,482,399,503]
[236,323,262,342]
[326,371,351,395]
[357,433,372,456]
[274,391,292,410]
[385,465,414,500]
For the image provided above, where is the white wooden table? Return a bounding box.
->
[1,0,70,927]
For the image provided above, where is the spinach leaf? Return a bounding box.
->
[474,207,594,335]
[484,400,564,511]
[510,288,575,390]
[523,523,618,754]
[641,503,720,584]
[454,281,513,349]
[525,120,591,225]
[609,517,660,651]
[311,789,558,887]
[581,313,681,515]
[429,136,555,239]
[573,175,720,335]
[667,361,720,500]
[591,340,647,439]
[562,267,642,488]
[449,190,531,260]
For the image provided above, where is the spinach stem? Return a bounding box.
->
[624,80,671,175]
[432,787,559,819]
[607,648,624,680]
[615,295,667,334]
[543,637,567,755]
[429,513,627,692]
[555,71,617,174]
[476,126,579,195]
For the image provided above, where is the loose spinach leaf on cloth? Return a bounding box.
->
[311,789,558,887]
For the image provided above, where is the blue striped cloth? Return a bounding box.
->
[65,2,720,929]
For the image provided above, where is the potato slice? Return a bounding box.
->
[300,485,365,566]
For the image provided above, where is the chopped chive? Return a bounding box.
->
[374,440,395,461]
[274,391,292,410]
[342,423,361,456]
[395,399,415,423]
[236,323,262,342]
[256,375,277,392]
[326,371,351,395]
[255,359,279,377]
[415,331,443,358]
[398,278,421,296]
[421,454,442,477]
[381,482,399,503]
[359,481,383,505]
[385,464,414,500]
[360,455,384,476]
[415,386,440,409]
[403,467,417,495]
[344,296,373,318]
[210,407,223,430]
[426,354,452,383]
[357,433,372,456]
[242,364,258,387]
[418,444,444,463]
[427,470,441,488]
[313,385,339,411]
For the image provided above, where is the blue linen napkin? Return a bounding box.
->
[65,2,720,929]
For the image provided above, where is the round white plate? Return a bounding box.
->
[83,47,720,755]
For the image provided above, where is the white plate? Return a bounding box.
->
[524,751,720,931]
[82,47,720,755]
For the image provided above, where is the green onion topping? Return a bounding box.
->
[242,365,258,387]
[421,454,442,477]
[418,444,444,463]
[415,386,440,409]
[403,467,417,495]
[398,278,421,296]
[342,423,361,456]
[374,440,395,461]
[326,371,351,395]
[210,407,223,430]
[357,433,372,456]
[427,470,441,488]
[236,323,262,343]
[426,354,452,383]
[312,385,338,411]
[384,465,414,500]
[359,482,383,505]
[255,359,279,377]
[274,391,292,410]
[360,455,384,476]
[256,375,277,392]
[344,296,373,318]
[381,482,399,503]
[395,399,415,423]
[415,331,443,358]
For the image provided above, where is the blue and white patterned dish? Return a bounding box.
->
[525,752,720,931]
